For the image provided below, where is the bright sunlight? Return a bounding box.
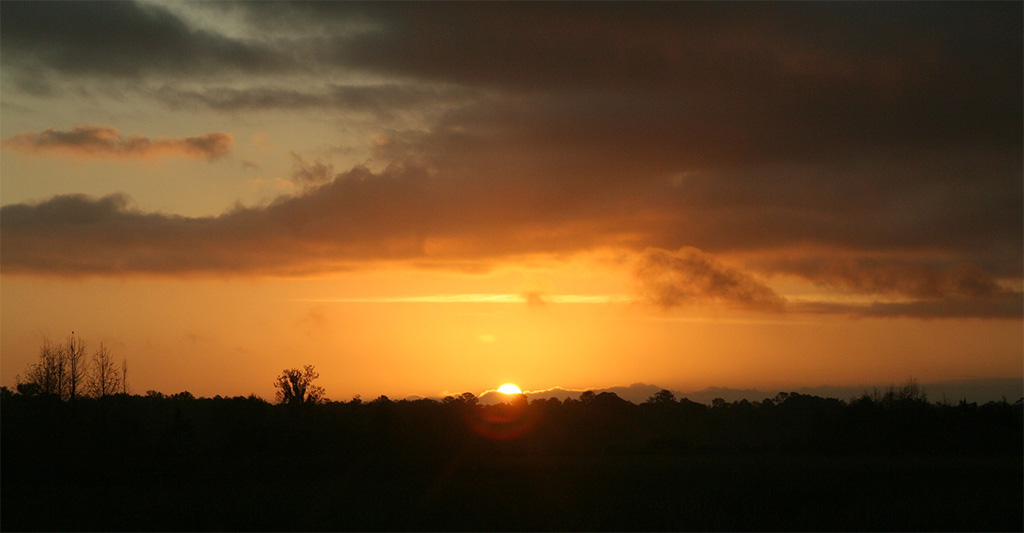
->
[497,383,522,395]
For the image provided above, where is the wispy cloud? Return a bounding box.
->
[289,152,335,186]
[151,83,468,116]
[792,294,1023,320]
[633,247,786,311]
[2,125,232,160]
[293,293,630,304]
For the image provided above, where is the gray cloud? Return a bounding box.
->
[1,2,1020,321]
[151,84,469,116]
[633,247,786,311]
[369,97,1021,276]
[2,125,232,161]
[1,161,1019,320]
[0,1,289,79]
[795,294,1022,320]
[289,153,335,186]
[0,166,459,276]
[761,256,1011,300]
[7,2,1018,158]
[751,254,1023,319]
[321,3,1020,154]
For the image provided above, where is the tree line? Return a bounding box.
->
[5,366,1019,458]
[3,366,1020,531]
[15,333,128,400]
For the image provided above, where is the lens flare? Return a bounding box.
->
[464,395,536,440]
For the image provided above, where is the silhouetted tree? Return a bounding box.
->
[647,389,676,404]
[15,381,43,398]
[171,391,195,401]
[509,393,528,407]
[89,343,121,398]
[18,338,65,398]
[121,358,130,395]
[443,392,478,406]
[65,332,87,401]
[18,334,93,401]
[274,365,325,405]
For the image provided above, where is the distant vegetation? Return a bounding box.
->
[5,348,1022,530]
[3,363,1022,531]
[9,354,1020,456]
[14,333,128,400]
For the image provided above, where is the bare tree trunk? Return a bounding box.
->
[90,343,120,398]
[54,340,67,399]
[66,332,87,401]
[19,339,64,397]
[121,358,129,395]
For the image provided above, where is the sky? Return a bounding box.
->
[1,1,1021,402]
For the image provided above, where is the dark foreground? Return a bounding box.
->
[3,391,1021,531]
[5,453,1021,531]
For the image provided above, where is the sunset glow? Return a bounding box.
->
[497,383,523,395]
[0,2,1020,404]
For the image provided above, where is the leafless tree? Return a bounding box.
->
[17,338,66,397]
[65,332,88,401]
[121,357,130,395]
[274,365,326,405]
[89,342,121,398]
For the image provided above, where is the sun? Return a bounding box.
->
[497,383,522,395]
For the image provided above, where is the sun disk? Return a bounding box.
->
[497,383,522,395]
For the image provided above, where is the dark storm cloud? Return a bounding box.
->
[2,126,232,161]
[370,96,1021,276]
[0,1,288,78]
[1,2,1020,319]
[320,2,1020,151]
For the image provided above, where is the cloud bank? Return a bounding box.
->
[1,2,1020,319]
[2,126,232,161]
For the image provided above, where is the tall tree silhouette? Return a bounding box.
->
[18,338,65,397]
[274,365,325,405]
[121,358,130,395]
[89,342,121,398]
[65,332,87,401]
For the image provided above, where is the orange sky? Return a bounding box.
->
[1,2,1021,401]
